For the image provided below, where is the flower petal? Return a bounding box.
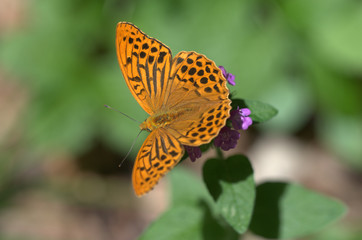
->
[219,66,235,86]
[240,108,251,116]
[242,117,253,130]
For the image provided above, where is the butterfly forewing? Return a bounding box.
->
[116,22,172,114]
[132,128,184,196]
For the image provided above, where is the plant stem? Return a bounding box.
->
[216,147,224,160]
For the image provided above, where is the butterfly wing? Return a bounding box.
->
[116,22,172,114]
[132,128,184,196]
[163,51,231,146]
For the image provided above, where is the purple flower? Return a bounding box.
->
[230,107,253,130]
[219,66,235,86]
[184,145,202,162]
[213,126,240,151]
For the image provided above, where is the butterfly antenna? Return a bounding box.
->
[119,129,143,167]
[104,105,141,124]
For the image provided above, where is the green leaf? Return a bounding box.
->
[231,99,278,123]
[139,205,203,240]
[139,204,238,240]
[203,155,255,234]
[250,182,347,239]
[140,168,239,240]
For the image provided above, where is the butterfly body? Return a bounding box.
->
[140,107,195,132]
[116,22,231,196]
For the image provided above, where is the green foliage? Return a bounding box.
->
[141,159,346,240]
[0,0,145,156]
[231,99,278,123]
[140,168,239,240]
[139,204,238,240]
[250,182,347,239]
[203,155,255,233]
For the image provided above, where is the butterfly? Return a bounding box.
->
[116,22,231,196]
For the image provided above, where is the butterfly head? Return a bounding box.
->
[140,120,152,132]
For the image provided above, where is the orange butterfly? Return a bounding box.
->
[116,22,231,196]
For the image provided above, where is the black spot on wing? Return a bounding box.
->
[158,52,167,63]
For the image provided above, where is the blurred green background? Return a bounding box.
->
[0,0,361,239]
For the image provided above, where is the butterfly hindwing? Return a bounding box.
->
[132,128,184,196]
[164,51,231,146]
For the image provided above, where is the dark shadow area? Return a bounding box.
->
[203,155,253,201]
[76,139,132,176]
[249,182,288,238]
[293,114,317,141]
[230,99,247,114]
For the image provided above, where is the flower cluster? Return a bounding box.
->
[230,107,253,130]
[184,145,202,162]
[219,66,236,86]
[213,126,240,151]
[185,66,252,161]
